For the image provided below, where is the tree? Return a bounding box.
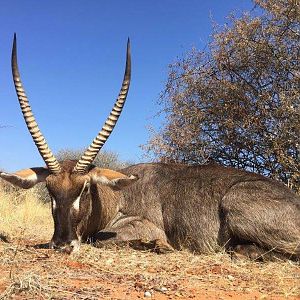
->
[146,0,300,192]
[56,149,130,170]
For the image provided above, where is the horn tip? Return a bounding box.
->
[127,38,131,51]
[12,33,17,62]
[13,33,17,47]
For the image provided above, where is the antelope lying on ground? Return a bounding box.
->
[1,35,299,260]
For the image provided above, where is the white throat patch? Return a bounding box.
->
[52,199,57,211]
[72,180,89,212]
[72,196,80,211]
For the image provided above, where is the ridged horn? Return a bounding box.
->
[73,38,131,173]
[11,34,61,174]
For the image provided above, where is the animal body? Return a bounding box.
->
[1,35,299,260]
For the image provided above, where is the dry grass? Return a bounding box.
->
[0,183,299,299]
[0,185,52,241]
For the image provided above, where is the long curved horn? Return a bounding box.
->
[11,34,61,174]
[73,39,131,173]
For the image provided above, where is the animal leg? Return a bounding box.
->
[92,216,174,253]
[221,181,300,261]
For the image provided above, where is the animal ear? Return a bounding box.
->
[0,167,50,189]
[89,168,138,190]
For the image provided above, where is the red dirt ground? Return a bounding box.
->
[0,239,299,299]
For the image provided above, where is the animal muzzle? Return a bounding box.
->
[50,239,81,254]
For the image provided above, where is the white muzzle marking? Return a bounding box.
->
[72,180,89,212]
[70,239,81,253]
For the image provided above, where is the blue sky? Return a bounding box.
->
[0,0,253,171]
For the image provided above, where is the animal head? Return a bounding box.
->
[0,34,137,253]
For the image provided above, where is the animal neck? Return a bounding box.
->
[81,184,122,239]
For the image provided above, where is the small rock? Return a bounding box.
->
[144,291,152,298]
[154,286,168,293]
[227,275,235,281]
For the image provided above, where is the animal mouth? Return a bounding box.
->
[49,239,81,254]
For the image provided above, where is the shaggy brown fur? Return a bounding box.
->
[1,160,299,260]
[112,163,300,260]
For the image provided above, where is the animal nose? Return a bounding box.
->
[62,244,74,255]
[50,239,74,253]
[50,238,80,254]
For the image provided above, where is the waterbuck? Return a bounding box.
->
[1,35,300,260]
